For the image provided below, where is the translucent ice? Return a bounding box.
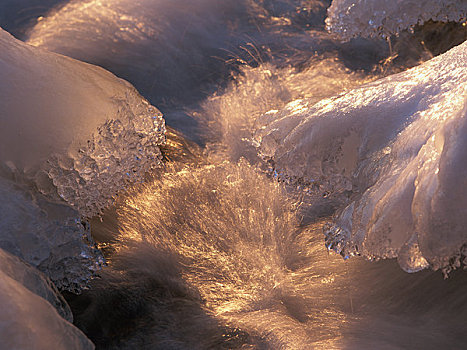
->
[199,58,373,163]
[0,28,165,216]
[0,27,165,290]
[0,172,103,292]
[0,246,94,349]
[0,247,72,321]
[254,40,467,272]
[0,268,94,349]
[326,0,467,40]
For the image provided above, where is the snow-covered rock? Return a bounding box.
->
[255,40,467,272]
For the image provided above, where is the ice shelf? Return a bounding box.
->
[326,0,467,40]
[255,40,467,273]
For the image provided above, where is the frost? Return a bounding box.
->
[255,40,467,272]
[326,0,467,40]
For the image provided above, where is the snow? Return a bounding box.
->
[254,40,467,272]
[326,0,467,40]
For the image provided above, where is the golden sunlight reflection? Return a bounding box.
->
[113,162,356,348]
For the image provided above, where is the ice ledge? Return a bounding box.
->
[326,0,467,40]
[0,27,166,290]
[255,41,467,273]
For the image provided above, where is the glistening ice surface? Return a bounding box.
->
[254,40,467,273]
[0,248,94,349]
[1,0,467,349]
[0,173,102,292]
[326,0,467,39]
[0,27,165,291]
[0,28,165,217]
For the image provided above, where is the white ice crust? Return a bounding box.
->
[0,248,94,350]
[0,272,94,350]
[255,40,467,272]
[0,28,165,216]
[326,0,467,40]
[0,27,165,290]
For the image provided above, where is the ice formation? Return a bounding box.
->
[0,248,94,349]
[0,247,72,321]
[326,0,467,40]
[0,172,103,292]
[0,28,165,217]
[0,27,165,290]
[199,59,373,163]
[255,40,467,272]
[0,272,94,349]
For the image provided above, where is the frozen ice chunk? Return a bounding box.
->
[199,58,372,163]
[0,269,94,349]
[326,0,467,40]
[0,247,72,321]
[0,27,165,290]
[255,40,467,272]
[0,28,165,217]
[0,172,103,292]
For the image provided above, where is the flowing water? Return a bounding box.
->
[2,0,467,349]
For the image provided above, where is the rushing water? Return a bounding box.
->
[2,0,467,349]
